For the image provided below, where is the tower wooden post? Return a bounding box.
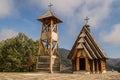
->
[50,19,53,73]
[36,10,62,73]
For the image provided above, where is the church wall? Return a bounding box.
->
[100,59,106,72]
[86,58,90,72]
[72,60,76,71]
[71,50,107,73]
[72,49,91,71]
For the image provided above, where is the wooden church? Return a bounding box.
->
[36,6,62,73]
[68,18,108,73]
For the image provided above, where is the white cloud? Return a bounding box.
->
[0,29,18,41]
[29,0,113,33]
[101,24,120,45]
[0,0,16,18]
[28,0,114,48]
[80,0,113,27]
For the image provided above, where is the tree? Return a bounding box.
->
[0,33,39,72]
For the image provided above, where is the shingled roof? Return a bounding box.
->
[37,10,62,23]
[68,25,108,60]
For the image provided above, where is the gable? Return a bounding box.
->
[76,49,89,58]
[68,25,108,60]
[72,43,93,59]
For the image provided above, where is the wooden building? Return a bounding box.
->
[36,9,62,73]
[68,23,108,73]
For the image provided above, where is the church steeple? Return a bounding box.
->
[37,10,62,24]
[36,2,62,73]
[37,1,62,24]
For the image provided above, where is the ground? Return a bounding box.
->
[0,71,120,80]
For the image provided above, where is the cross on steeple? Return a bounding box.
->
[48,2,53,10]
[84,16,90,25]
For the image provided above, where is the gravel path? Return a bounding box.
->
[0,71,120,80]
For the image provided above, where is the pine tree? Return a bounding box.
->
[0,33,40,72]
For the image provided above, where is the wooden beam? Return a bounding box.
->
[100,60,106,72]
[76,57,79,71]
[86,58,90,72]
[84,27,107,58]
[95,60,99,73]
[92,60,95,73]
[50,19,53,73]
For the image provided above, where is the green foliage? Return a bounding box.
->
[0,33,39,72]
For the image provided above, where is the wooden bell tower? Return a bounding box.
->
[36,7,62,73]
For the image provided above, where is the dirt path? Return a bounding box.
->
[0,71,120,80]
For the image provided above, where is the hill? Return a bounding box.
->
[59,48,71,67]
[107,58,120,72]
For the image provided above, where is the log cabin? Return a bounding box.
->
[68,23,108,73]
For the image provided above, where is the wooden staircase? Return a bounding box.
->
[36,56,60,72]
[36,56,50,72]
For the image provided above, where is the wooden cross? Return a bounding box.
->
[48,2,53,10]
[85,16,90,25]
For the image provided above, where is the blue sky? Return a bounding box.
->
[0,0,120,58]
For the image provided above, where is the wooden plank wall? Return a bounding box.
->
[100,60,106,72]
[86,58,90,72]
[71,49,107,73]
